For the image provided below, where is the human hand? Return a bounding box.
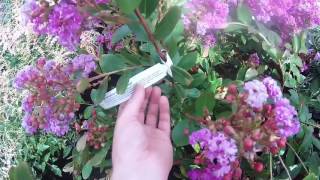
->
[111,85,173,180]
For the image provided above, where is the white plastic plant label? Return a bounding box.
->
[99,63,170,109]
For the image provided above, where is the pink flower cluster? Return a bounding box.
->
[188,77,300,178]
[245,0,320,42]
[21,0,111,50]
[74,110,109,149]
[182,0,231,47]
[15,55,96,136]
[189,129,240,180]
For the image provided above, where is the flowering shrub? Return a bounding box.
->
[12,0,320,179]
[188,78,300,179]
[15,55,96,136]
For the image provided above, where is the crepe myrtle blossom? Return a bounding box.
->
[15,55,96,136]
[243,80,268,109]
[245,0,320,42]
[262,77,282,102]
[48,3,84,50]
[189,129,238,179]
[182,0,231,47]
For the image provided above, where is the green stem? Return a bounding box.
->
[278,155,292,180]
[300,121,320,129]
[134,9,166,61]
[89,65,141,82]
[286,142,309,174]
[269,153,273,180]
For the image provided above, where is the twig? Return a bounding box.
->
[269,153,273,180]
[89,65,141,82]
[184,113,204,122]
[300,121,320,129]
[286,142,309,174]
[278,155,292,180]
[134,9,166,61]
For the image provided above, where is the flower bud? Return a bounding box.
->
[277,138,287,148]
[253,162,264,172]
[244,137,254,151]
[183,128,190,135]
[252,130,262,141]
[227,84,238,95]
[263,104,273,114]
[270,146,279,155]
[234,167,242,179]
[223,172,233,180]
[226,95,235,103]
[223,125,236,136]
[37,58,46,68]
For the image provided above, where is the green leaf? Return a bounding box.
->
[84,106,94,119]
[154,6,181,40]
[292,34,300,53]
[172,119,197,147]
[237,4,252,25]
[224,23,247,32]
[285,146,295,166]
[257,22,282,47]
[50,165,62,177]
[312,136,320,150]
[191,72,206,87]
[116,73,132,94]
[75,93,85,104]
[195,92,215,116]
[175,84,186,99]
[194,143,201,153]
[37,144,50,152]
[63,146,72,159]
[308,152,320,175]
[82,163,92,179]
[284,72,297,88]
[139,0,159,18]
[9,166,15,180]
[237,67,248,81]
[303,173,318,180]
[99,54,126,73]
[171,66,193,86]
[119,51,150,65]
[115,0,142,14]
[91,89,104,105]
[112,25,131,44]
[63,162,74,173]
[9,162,34,180]
[177,52,198,70]
[87,142,111,167]
[299,104,312,122]
[76,134,87,152]
[127,20,148,42]
[91,79,108,105]
[245,68,258,81]
[299,126,313,153]
[76,78,90,93]
[185,88,201,98]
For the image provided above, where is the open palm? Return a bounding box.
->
[112,85,173,180]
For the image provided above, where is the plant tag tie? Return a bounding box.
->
[99,53,173,110]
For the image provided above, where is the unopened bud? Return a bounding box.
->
[253,162,264,172]
[277,138,287,148]
[183,128,190,135]
[244,137,254,151]
[227,84,238,95]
